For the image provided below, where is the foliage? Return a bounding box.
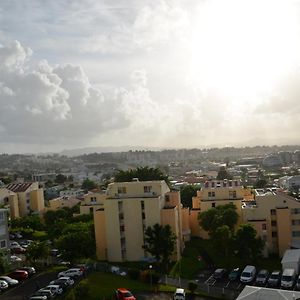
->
[217,166,233,180]
[10,215,44,231]
[198,203,238,236]
[212,225,233,258]
[0,249,10,273]
[44,208,73,227]
[254,179,267,188]
[81,178,97,191]
[32,230,48,241]
[188,281,198,294]
[26,241,50,262]
[180,185,199,208]
[114,167,169,184]
[56,230,95,261]
[143,224,176,272]
[234,224,264,262]
[55,174,67,184]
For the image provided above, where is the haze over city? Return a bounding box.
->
[0,0,300,154]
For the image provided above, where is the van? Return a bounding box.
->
[281,269,296,289]
[173,288,185,300]
[240,265,256,283]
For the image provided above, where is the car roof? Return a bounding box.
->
[271,270,281,274]
[175,288,185,293]
[258,269,268,274]
[117,288,130,292]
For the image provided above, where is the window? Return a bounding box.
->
[270,209,276,215]
[0,212,4,221]
[26,199,30,204]
[89,207,93,213]
[229,191,237,199]
[144,186,152,193]
[141,201,145,210]
[292,208,300,214]
[262,223,267,230]
[292,220,300,226]
[272,231,277,238]
[142,212,145,220]
[212,203,216,208]
[165,195,170,202]
[120,225,125,232]
[117,187,127,194]
[0,240,6,248]
[229,181,232,187]
[208,191,215,198]
[91,197,97,203]
[271,220,277,226]
[211,182,215,188]
[292,231,300,237]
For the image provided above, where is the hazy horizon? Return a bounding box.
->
[0,0,300,153]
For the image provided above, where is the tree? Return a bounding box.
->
[81,178,97,191]
[114,167,169,184]
[180,185,199,208]
[234,224,264,262]
[198,203,238,236]
[254,179,267,188]
[26,241,50,263]
[10,215,44,231]
[217,166,233,180]
[55,174,67,184]
[212,225,233,258]
[143,224,176,272]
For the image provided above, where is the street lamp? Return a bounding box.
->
[149,264,153,289]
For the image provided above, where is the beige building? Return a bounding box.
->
[94,180,189,262]
[3,182,45,218]
[46,196,81,211]
[80,191,106,215]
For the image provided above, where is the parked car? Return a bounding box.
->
[267,270,281,287]
[0,280,9,291]
[7,270,29,281]
[50,276,74,286]
[14,232,23,239]
[255,269,269,286]
[281,268,296,289]
[229,268,241,281]
[213,268,227,280]
[10,241,20,248]
[49,279,68,289]
[32,290,55,299]
[19,240,33,248]
[240,265,256,283]
[40,285,63,296]
[295,274,300,290]
[50,249,59,257]
[18,266,36,276]
[58,268,83,278]
[115,288,136,300]
[173,288,185,300]
[0,276,19,286]
[29,296,48,300]
[11,246,27,254]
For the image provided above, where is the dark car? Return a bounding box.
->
[213,268,227,280]
[255,269,269,286]
[18,266,36,277]
[7,270,28,281]
[267,270,281,287]
[228,268,241,281]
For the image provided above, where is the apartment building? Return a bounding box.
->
[94,180,189,262]
[46,196,80,211]
[190,180,248,238]
[4,182,45,218]
[80,191,106,214]
[0,209,9,250]
[242,189,300,256]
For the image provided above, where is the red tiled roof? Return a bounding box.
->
[6,182,33,192]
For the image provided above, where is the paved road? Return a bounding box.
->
[137,293,216,300]
[0,271,58,300]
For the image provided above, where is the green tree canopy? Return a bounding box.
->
[180,185,199,208]
[81,178,97,191]
[55,174,67,184]
[217,166,233,180]
[143,224,176,272]
[234,224,264,262]
[254,179,268,188]
[26,241,50,263]
[114,167,169,184]
[213,225,233,258]
[198,203,238,236]
[10,215,44,231]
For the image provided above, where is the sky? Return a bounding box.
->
[0,0,300,153]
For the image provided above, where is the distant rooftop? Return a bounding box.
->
[6,182,34,192]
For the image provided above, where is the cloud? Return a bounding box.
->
[0,40,129,146]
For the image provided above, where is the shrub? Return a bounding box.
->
[128,269,140,280]
[188,281,198,294]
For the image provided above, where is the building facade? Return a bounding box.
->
[94,180,189,262]
[0,209,9,250]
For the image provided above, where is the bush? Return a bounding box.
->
[128,269,140,280]
[188,281,198,294]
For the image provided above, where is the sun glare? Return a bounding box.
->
[189,0,300,103]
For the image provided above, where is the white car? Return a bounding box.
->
[0,279,9,291]
[174,288,185,300]
[29,296,48,300]
[50,276,74,286]
[10,255,22,262]
[42,285,63,295]
[58,268,83,278]
[10,241,20,248]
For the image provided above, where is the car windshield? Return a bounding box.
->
[282,275,292,281]
[270,274,279,279]
[242,272,251,277]
[257,274,266,278]
[123,292,133,297]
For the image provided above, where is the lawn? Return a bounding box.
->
[69,272,152,300]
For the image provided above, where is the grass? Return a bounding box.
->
[70,272,152,300]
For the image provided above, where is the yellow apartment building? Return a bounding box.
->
[190,180,246,238]
[80,191,106,214]
[4,182,45,218]
[242,189,300,256]
[94,180,190,262]
[46,196,81,211]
